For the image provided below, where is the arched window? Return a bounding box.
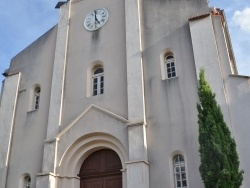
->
[165,54,176,78]
[173,155,187,188]
[24,175,31,188]
[92,67,104,96]
[34,87,41,110]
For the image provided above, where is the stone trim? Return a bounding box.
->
[37,173,80,179]
[189,13,210,21]
[44,137,59,143]
[71,0,83,4]
[125,160,149,165]
[56,104,129,139]
[37,172,58,177]
[229,74,250,79]
[127,121,145,127]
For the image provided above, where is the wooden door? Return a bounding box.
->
[78,149,122,188]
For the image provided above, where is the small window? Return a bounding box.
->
[92,67,104,96]
[34,87,41,110]
[173,155,187,188]
[165,55,176,78]
[24,175,31,188]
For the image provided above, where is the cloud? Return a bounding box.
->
[232,7,250,33]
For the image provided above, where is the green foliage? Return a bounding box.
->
[197,69,244,188]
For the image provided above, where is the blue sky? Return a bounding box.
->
[0,0,249,89]
[210,0,250,76]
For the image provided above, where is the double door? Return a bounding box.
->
[79,149,122,188]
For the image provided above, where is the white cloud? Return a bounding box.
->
[232,7,250,33]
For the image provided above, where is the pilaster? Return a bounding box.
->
[126,161,149,188]
[189,14,232,130]
[125,0,145,122]
[36,173,58,188]
[125,0,149,187]
[41,0,71,177]
[46,1,71,139]
[0,73,21,188]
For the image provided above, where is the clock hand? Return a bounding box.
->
[94,10,100,28]
[95,11,100,24]
[93,10,97,28]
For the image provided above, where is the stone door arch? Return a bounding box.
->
[78,149,122,188]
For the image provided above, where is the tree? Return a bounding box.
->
[197,69,243,188]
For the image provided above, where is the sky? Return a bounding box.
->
[0,0,249,89]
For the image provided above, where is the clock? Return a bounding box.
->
[84,8,109,31]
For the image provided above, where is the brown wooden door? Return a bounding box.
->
[79,149,122,188]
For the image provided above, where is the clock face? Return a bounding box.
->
[84,8,109,31]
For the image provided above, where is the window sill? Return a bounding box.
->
[162,76,178,81]
[27,109,38,113]
[86,93,105,98]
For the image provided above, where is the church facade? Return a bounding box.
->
[0,0,250,187]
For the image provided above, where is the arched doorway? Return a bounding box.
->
[78,149,122,188]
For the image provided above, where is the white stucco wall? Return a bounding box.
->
[190,13,250,188]
[227,76,250,187]
[4,26,57,188]
[0,73,21,188]
[142,0,209,187]
[62,0,128,130]
[3,0,250,188]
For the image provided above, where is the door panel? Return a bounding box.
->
[81,178,102,188]
[104,175,122,188]
[79,149,122,188]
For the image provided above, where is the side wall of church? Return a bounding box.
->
[4,26,57,188]
[227,76,250,187]
[141,0,208,187]
[190,12,250,188]
[212,13,250,187]
[0,73,21,188]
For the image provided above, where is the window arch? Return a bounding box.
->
[173,154,187,188]
[92,67,104,96]
[34,86,41,110]
[23,175,31,188]
[164,54,176,79]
